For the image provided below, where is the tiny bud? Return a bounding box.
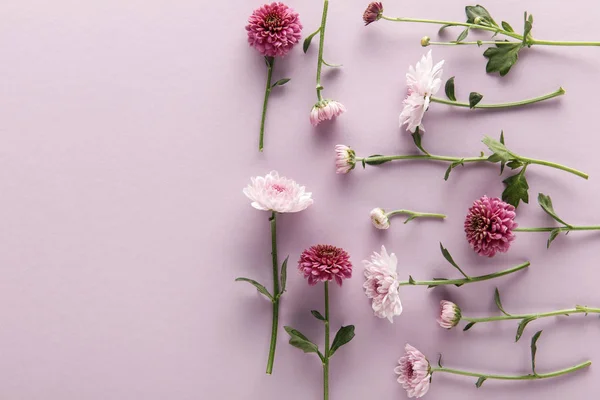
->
[437,300,462,329]
[420,36,431,47]
[370,208,390,229]
[474,16,483,25]
[363,2,384,26]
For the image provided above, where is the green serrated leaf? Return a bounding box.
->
[280,256,289,295]
[538,193,571,227]
[465,5,498,26]
[329,325,355,357]
[411,128,429,155]
[547,228,561,248]
[501,21,514,32]
[463,322,476,331]
[494,288,510,316]
[303,28,321,53]
[445,77,457,101]
[365,155,390,166]
[531,330,543,374]
[476,376,487,388]
[235,277,274,302]
[311,310,326,321]
[284,326,320,354]
[482,136,515,162]
[502,169,529,208]
[456,28,470,42]
[483,41,524,77]
[515,316,537,342]
[439,243,469,278]
[469,92,484,108]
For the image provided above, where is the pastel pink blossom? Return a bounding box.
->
[464,195,518,257]
[335,145,356,174]
[437,300,461,329]
[243,171,313,213]
[369,208,390,229]
[298,244,353,286]
[363,2,383,25]
[310,100,346,126]
[246,2,303,58]
[395,344,431,398]
[363,246,402,322]
[399,91,429,133]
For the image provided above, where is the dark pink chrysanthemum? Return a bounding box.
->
[363,2,383,25]
[464,196,518,257]
[246,2,303,58]
[298,244,353,286]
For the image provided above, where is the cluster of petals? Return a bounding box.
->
[335,145,356,174]
[310,100,347,126]
[243,171,313,213]
[437,300,462,329]
[395,344,432,398]
[363,2,384,25]
[399,51,444,133]
[363,246,402,322]
[298,244,353,286]
[369,208,390,229]
[246,2,303,58]
[464,195,518,257]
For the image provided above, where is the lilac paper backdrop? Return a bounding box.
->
[1,0,599,399]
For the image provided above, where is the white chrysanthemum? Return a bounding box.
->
[363,245,402,322]
[243,171,313,213]
[400,50,444,133]
[370,208,390,229]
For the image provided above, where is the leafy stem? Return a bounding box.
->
[316,0,329,101]
[323,282,330,400]
[258,57,274,152]
[464,307,600,323]
[398,262,530,287]
[387,209,447,224]
[430,87,565,109]
[266,211,279,375]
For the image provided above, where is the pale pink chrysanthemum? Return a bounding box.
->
[363,2,384,25]
[395,344,432,398]
[363,246,402,322]
[246,2,303,58]
[464,195,518,257]
[369,208,390,229]
[335,145,356,174]
[310,100,346,126]
[399,92,429,133]
[298,244,353,286]
[243,171,313,213]
[437,300,462,329]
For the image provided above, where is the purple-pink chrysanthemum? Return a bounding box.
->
[464,195,518,257]
[363,2,383,25]
[246,2,303,58]
[395,344,431,398]
[298,244,353,286]
[437,300,461,329]
[310,100,346,126]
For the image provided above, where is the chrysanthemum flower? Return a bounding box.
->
[395,344,431,398]
[246,2,303,58]
[369,208,390,229]
[243,171,313,213]
[399,51,444,133]
[310,100,346,126]
[335,145,356,174]
[437,300,462,329]
[363,2,384,25]
[298,244,353,286]
[464,195,518,257]
[363,246,402,322]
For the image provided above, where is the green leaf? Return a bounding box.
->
[494,288,510,316]
[364,155,390,166]
[445,77,457,101]
[469,92,484,108]
[440,243,469,279]
[482,136,515,162]
[506,160,523,169]
[280,256,289,295]
[329,325,355,357]
[271,78,290,88]
[538,193,571,227]
[303,28,321,53]
[264,56,274,68]
[463,322,476,331]
[456,28,470,42]
[311,310,325,321]
[483,41,523,77]
[437,354,443,367]
[476,376,487,388]
[515,316,537,342]
[284,326,320,355]
[523,12,534,46]
[547,228,561,248]
[530,330,543,374]
[465,5,498,26]
[499,131,506,174]
[322,60,342,68]
[502,170,529,208]
[235,277,274,302]
[408,275,416,285]
[411,128,429,155]
[444,159,464,181]
[501,21,514,32]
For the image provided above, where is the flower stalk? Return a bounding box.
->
[387,209,447,222]
[431,362,592,381]
[463,306,600,324]
[316,0,329,102]
[259,57,275,151]
[323,282,330,400]
[266,212,279,375]
[430,87,565,109]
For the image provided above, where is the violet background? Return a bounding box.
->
[1,0,599,398]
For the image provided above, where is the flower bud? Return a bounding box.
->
[474,16,484,25]
[370,208,390,229]
[363,2,384,26]
[420,36,430,47]
[437,300,462,329]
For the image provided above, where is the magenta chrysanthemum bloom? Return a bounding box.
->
[395,344,431,398]
[246,2,303,58]
[437,300,462,329]
[310,100,346,126]
[298,244,353,286]
[363,2,384,25]
[464,195,518,257]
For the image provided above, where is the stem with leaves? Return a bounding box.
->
[387,209,447,224]
[257,57,291,152]
[430,87,565,109]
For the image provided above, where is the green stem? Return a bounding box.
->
[531,39,600,46]
[387,209,447,222]
[398,262,530,287]
[265,212,279,375]
[259,57,274,152]
[515,226,600,232]
[463,307,600,324]
[426,40,520,46]
[519,157,588,179]
[431,362,591,380]
[316,0,329,101]
[323,282,330,400]
[429,87,565,109]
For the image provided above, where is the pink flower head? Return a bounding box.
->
[363,2,384,25]
[246,2,303,58]
[395,344,431,398]
[464,195,518,257]
[243,171,313,213]
[335,145,356,174]
[363,246,402,322]
[298,244,353,286]
[437,300,461,329]
[310,100,346,126]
